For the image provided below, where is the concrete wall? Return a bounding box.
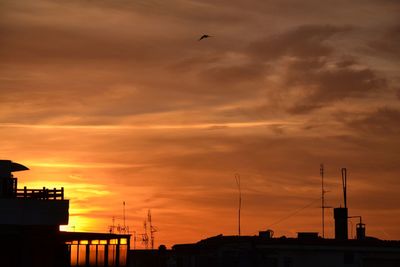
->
[0,198,69,225]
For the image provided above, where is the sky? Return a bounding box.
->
[1,0,400,248]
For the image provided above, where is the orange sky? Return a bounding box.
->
[1,0,400,248]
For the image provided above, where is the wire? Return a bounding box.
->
[266,198,320,228]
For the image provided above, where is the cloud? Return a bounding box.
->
[1,0,400,244]
[286,60,388,113]
[368,24,400,59]
[247,24,350,61]
[349,107,400,136]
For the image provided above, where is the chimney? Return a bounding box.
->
[356,222,366,240]
[334,168,349,240]
[334,207,348,240]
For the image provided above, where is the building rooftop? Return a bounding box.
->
[173,234,400,251]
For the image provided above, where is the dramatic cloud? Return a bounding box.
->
[1,0,400,247]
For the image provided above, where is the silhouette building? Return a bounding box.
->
[0,160,130,267]
[169,234,400,267]
[163,167,400,267]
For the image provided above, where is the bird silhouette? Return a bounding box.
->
[198,34,213,41]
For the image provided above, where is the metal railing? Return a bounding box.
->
[16,186,64,200]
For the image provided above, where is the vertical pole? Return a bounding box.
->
[235,174,241,236]
[133,231,136,250]
[123,201,126,233]
[320,164,325,238]
[113,216,115,234]
[105,241,109,267]
[86,243,90,267]
[341,168,347,208]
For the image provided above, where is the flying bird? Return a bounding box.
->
[198,34,213,41]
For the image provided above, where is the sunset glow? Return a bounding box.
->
[1,0,400,248]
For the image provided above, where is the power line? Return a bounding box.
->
[266,198,320,228]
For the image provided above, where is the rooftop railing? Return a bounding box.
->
[16,186,64,200]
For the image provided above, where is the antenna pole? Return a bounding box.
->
[143,220,148,249]
[148,210,155,249]
[235,174,242,236]
[133,231,137,250]
[123,201,126,230]
[341,168,347,208]
[320,164,325,238]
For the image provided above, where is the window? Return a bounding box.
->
[97,245,105,267]
[70,245,78,266]
[78,245,86,266]
[89,245,97,266]
[108,245,116,267]
[119,245,128,266]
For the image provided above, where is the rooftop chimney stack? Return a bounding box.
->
[356,222,366,240]
[334,207,348,240]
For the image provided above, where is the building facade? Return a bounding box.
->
[0,160,130,267]
[171,235,400,267]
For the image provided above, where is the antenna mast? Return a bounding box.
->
[235,174,242,236]
[148,210,157,249]
[320,164,325,238]
[123,201,126,230]
[141,220,149,249]
[133,231,137,250]
[341,168,347,208]
[116,202,129,234]
[108,216,116,234]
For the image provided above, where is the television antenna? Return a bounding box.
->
[321,164,326,238]
[235,173,242,236]
[148,210,158,249]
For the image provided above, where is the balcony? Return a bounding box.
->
[16,186,64,200]
[0,185,69,226]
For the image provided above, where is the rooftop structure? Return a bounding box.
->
[163,167,400,267]
[170,234,400,267]
[0,160,130,267]
[0,160,69,226]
